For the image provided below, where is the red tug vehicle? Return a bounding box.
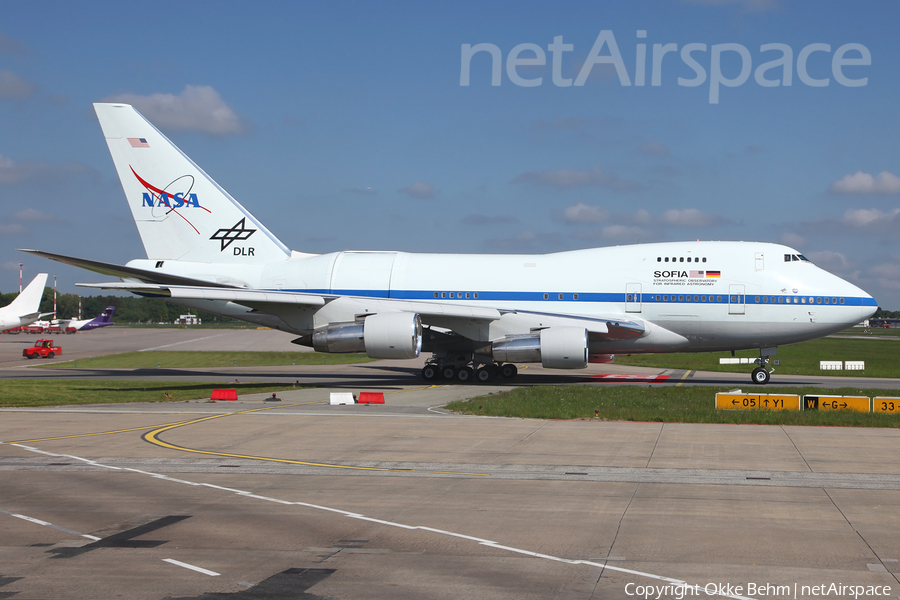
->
[23,339,62,359]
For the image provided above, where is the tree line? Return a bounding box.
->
[0,288,238,324]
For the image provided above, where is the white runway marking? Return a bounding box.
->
[13,443,757,599]
[162,558,220,576]
[1,509,101,540]
[139,334,227,352]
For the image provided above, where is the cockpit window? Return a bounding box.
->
[784,253,812,263]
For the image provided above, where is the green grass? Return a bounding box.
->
[614,336,900,378]
[447,386,900,427]
[42,351,373,369]
[0,380,306,408]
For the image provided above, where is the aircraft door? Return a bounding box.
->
[728,284,745,315]
[755,252,764,271]
[625,283,642,313]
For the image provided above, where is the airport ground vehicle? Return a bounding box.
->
[23,339,62,359]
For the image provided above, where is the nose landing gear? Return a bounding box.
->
[750,347,776,385]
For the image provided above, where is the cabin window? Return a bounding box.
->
[702,257,707,262]
[543,293,549,300]
[665,257,669,262]
[801,297,806,304]
[693,295,699,302]
[777,297,783,303]
[441,292,446,298]
[663,295,668,301]
[840,298,845,304]
[655,295,661,301]
[677,295,683,301]
[679,257,684,262]
[657,257,662,262]
[474,292,479,299]
[701,295,706,302]
[573,293,579,300]
[465,292,470,299]
[559,293,564,300]
[831,297,837,304]
[716,295,722,302]
[824,297,829,304]
[816,297,821,304]
[755,296,760,303]
[762,296,768,303]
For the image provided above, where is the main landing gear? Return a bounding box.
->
[750,347,776,385]
[421,355,517,383]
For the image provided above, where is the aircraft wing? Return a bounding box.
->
[76,281,643,340]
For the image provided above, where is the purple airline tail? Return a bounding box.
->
[82,306,115,331]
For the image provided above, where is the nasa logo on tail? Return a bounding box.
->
[131,167,211,234]
[210,218,257,256]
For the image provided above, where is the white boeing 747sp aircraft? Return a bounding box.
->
[0,273,49,331]
[23,103,877,384]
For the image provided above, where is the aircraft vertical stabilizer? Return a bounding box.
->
[93,103,290,264]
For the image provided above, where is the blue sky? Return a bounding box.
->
[2,0,900,306]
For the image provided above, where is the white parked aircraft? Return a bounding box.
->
[0,273,49,331]
[23,104,877,384]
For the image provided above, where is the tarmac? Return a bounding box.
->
[1,328,899,599]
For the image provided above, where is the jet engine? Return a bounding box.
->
[491,327,588,369]
[312,312,422,359]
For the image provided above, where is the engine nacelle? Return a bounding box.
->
[491,327,588,369]
[312,312,422,359]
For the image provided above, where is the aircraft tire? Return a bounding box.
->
[441,365,457,380]
[421,365,439,381]
[457,367,475,382]
[499,363,518,378]
[475,366,494,382]
[751,367,770,385]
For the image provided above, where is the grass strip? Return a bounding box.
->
[447,385,900,427]
[41,351,373,369]
[0,380,306,408]
[614,336,900,378]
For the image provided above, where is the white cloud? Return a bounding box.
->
[660,208,726,227]
[103,85,246,135]
[12,208,63,223]
[599,225,650,241]
[487,230,561,251]
[830,171,900,195]
[512,167,642,191]
[398,181,435,199]
[0,69,36,99]
[807,250,853,274]
[0,153,92,184]
[840,208,900,228]
[779,232,806,249]
[867,262,900,291]
[0,223,26,235]
[563,202,609,224]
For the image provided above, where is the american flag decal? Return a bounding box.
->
[128,138,150,148]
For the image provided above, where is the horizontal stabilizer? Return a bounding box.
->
[19,249,235,288]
